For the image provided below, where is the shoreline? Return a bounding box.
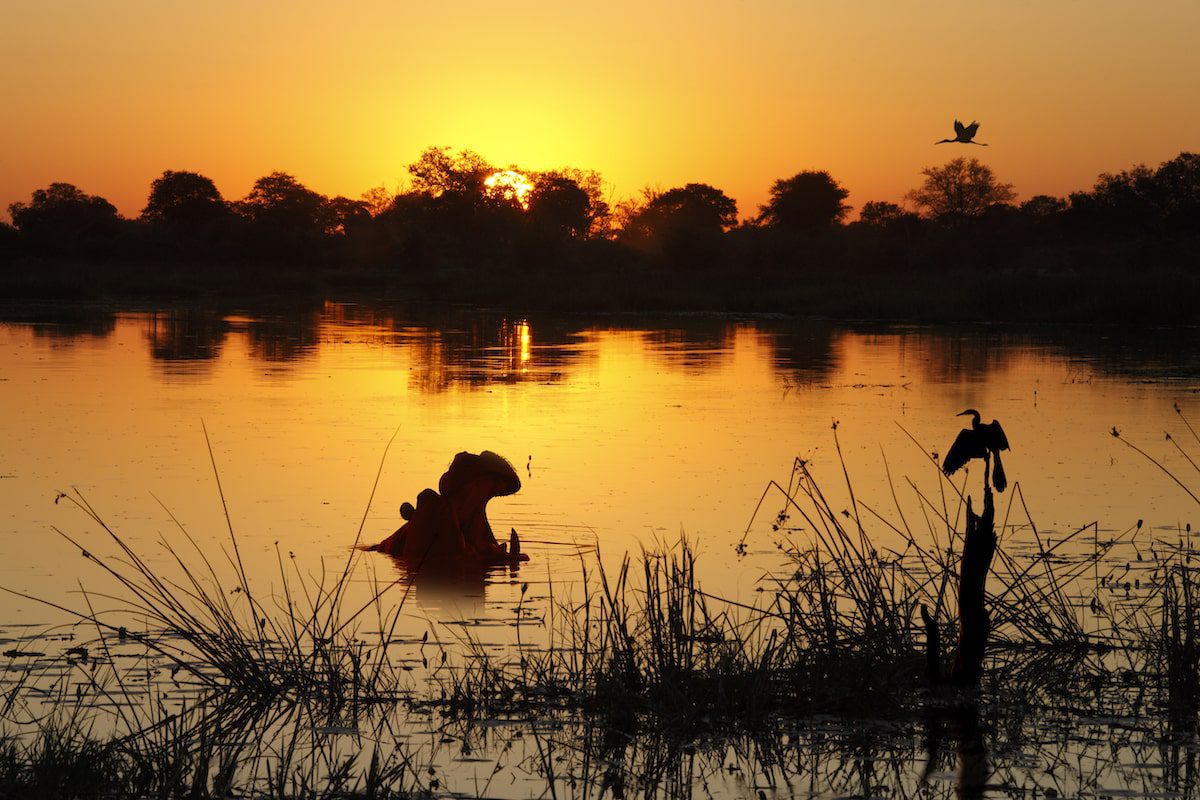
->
[1,254,1198,325]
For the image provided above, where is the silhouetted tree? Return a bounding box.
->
[622,183,737,245]
[1008,195,1066,239]
[408,147,493,197]
[541,168,611,236]
[370,191,433,267]
[859,201,908,227]
[360,185,397,217]
[611,193,648,239]
[528,174,596,238]
[854,201,922,243]
[1074,153,1200,236]
[1154,152,1200,233]
[1068,166,1157,235]
[392,148,534,263]
[237,172,330,253]
[906,158,1016,219]
[1019,195,1067,218]
[324,196,371,236]
[758,170,850,229]
[375,149,536,269]
[142,170,228,225]
[0,221,18,261]
[8,182,122,253]
[619,183,737,267]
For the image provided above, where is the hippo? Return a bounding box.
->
[366,451,528,567]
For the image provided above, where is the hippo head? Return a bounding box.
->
[369,450,526,567]
[439,450,521,499]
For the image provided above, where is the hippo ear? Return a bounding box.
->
[415,487,441,509]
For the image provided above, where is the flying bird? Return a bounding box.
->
[942,409,1009,492]
[936,120,988,146]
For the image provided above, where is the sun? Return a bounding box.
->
[483,170,534,210]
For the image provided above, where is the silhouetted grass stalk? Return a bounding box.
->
[8,415,1200,795]
[3,426,410,709]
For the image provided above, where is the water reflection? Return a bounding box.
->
[6,301,1200,388]
[146,309,228,363]
[1058,326,1200,382]
[399,315,577,392]
[766,324,838,383]
[7,302,1200,799]
[246,310,320,364]
[6,300,1200,607]
[408,332,455,394]
[380,553,525,613]
[892,328,1022,384]
[504,318,532,369]
[923,702,988,799]
[644,323,732,374]
[0,306,116,343]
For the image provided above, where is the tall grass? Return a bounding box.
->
[0,427,428,796]
[0,702,424,799]
[3,426,410,710]
[1112,405,1200,721]
[5,415,1200,796]
[427,422,1200,737]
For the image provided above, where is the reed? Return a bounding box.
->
[1,427,411,710]
[5,415,1200,797]
[428,424,1183,736]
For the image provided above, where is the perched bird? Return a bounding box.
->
[942,409,1009,492]
[936,120,988,146]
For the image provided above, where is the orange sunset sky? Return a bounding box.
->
[2,1,1197,221]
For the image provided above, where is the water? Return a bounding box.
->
[2,303,1198,607]
[3,301,1200,796]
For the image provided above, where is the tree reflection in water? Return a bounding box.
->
[145,308,228,362]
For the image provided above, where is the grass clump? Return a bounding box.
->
[9,415,1200,796]
[0,722,128,799]
[4,426,411,712]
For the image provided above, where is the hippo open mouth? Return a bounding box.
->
[366,451,527,567]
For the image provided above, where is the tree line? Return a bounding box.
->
[0,147,1196,277]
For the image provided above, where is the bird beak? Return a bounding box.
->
[956,410,972,417]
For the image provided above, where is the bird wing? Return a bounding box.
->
[992,451,1008,492]
[942,429,974,475]
[988,419,1010,451]
[953,119,966,136]
[962,121,980,139]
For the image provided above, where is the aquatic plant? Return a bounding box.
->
[5,415,1200,796]
[3,426,411,709]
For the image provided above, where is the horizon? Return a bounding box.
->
[2,1,1197,222]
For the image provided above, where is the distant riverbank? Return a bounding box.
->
[1,242,1197,324]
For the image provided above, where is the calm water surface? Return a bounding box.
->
[1,302,1199,625]
[5,301,1200,797]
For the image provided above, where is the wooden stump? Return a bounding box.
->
[920,487,997,795]
[922,486,997,687]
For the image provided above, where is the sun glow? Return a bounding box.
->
[499,318,533,373]
[484,170,534,210]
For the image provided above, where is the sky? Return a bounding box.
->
[1,1,1197,221]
